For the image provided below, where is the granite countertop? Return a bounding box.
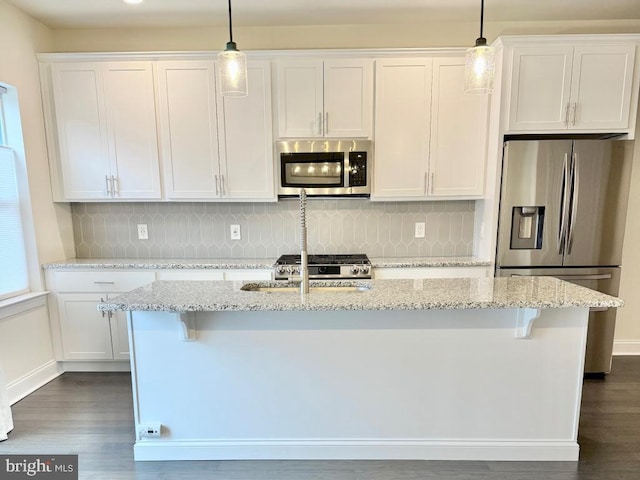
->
[42,256,490,270]
[41,258,277,270]
[98,277,622,313]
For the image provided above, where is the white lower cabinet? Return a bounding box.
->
[48,270,156,364]
[56,293,129,360]
[47,268,273,368]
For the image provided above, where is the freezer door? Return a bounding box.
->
[496,266,621,375]
[563,140,632,267]
[497,140,572,267]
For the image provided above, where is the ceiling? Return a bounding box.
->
[7,0,640,29]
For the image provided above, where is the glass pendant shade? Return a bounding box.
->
[464,38,496,94]
[218,41,248,97]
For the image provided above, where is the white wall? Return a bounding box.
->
[0,0,74,266]
[615,99,640,354]
[0,0,67,403]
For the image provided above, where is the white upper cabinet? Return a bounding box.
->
[373,58,432,198]
[155,60,221,199]
[429,58,488,197]
[373,57,488,200]
[50,61,161,201]
[277,58,373,138]
[508,44,636,132]
[155,60,275,201]
[218,61,275,200]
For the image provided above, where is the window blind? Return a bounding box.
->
[0,146,29,300]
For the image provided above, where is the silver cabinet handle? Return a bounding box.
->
[318,112,323,136]
[325,112,329,135]
[105,175,111,197]
[215,174,220,196]
[564,102,571,126]
[429,172,434,195]
[571,102,577,126]
[100,296,106,318]
[221,174,226,195]
[111,175,119,196]
[94,281,116,285]
[423,172,428,195]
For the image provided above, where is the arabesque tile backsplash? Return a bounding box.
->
[71,200,475,259]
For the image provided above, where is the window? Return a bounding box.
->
[0,85,6,146]
[0,86,29,300]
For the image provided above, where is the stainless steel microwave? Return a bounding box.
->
[276,140,371,197]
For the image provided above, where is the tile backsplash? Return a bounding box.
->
[71,200,475,259]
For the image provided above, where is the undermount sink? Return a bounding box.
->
[240,283,372,294]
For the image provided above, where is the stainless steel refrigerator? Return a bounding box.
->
[495,138,633,375]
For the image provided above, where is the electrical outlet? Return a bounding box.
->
[138,424,161,439]
[230,224,241,240]
[414,222,426,239]
[137,224,149,240]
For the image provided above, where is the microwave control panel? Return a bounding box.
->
[349,152,368,187]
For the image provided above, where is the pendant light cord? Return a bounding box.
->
[227,0,234,43]
[479,0,485,39]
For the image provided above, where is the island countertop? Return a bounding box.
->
[98,276,622,313]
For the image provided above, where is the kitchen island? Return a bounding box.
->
[99,277,622,462]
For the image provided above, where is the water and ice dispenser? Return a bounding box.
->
[510,206,544,249]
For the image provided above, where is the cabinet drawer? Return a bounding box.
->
[54,271,156,292]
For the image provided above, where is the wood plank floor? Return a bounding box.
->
[2,356,639,479]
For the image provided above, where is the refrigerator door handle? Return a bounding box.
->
[566,152,580,255]
[558,153,570,255]
[509,273,612,281]
[554,274,612,281]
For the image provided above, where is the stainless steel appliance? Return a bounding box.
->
[495,137,633,375]
[275,254,372,280]
[277,140,371,197]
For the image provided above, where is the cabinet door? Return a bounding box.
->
[372,58,432,199]
[50,62,111,200]
[218,61,275,200]
[323,59,373,138]
[276,59,324,137]
[103,63,161,199]
[508,46,574,131]
[110,310,130,360]
[57,293,114,360]
[156,60,222,199]
[570,45,636,130]
[429,58,488,197]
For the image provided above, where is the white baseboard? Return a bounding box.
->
[7,359,62,405]
[133,439,580,462]
[613,341,640,356]
[60,361,131,372]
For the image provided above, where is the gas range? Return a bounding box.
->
[274,254,372,280]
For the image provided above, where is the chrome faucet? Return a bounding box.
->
[289,188,310,298]
[299,188,309,297]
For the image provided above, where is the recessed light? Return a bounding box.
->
[123,0,144,5]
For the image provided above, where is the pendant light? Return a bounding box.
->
[217,0,248,97]
[464,0,495,94]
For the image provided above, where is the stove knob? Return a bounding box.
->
[276,266,286,275]
[292,266,300,275]
[351,265,361,274]
[361,265,370,275]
